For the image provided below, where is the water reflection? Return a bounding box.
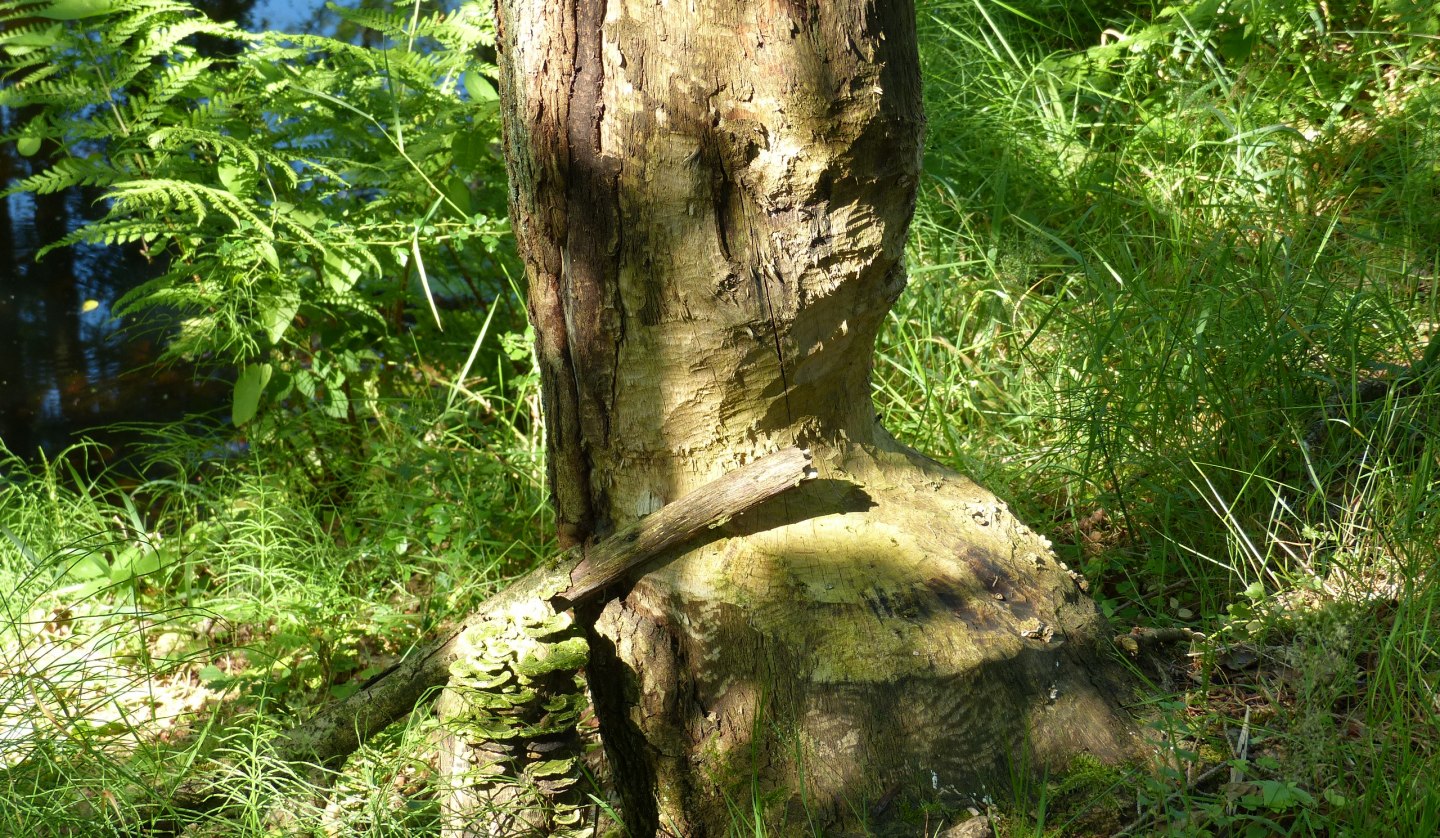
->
[0,181,232,462]
[0,0,344,464]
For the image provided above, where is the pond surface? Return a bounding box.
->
[0,168,235,464]
[0,0,343,465]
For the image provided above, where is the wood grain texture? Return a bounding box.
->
[563,446,815,601]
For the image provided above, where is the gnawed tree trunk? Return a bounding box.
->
[492,0,1138,833]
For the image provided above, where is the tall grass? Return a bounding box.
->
[0,323,546,833]
[877,0,1440,832]
[1,0,1438,834]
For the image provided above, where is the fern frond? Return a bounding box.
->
[0,53,53,84]
[258,34,439,90]
[125,17,246,72]
[107,179,275,238]
[0,3,58,24]
[328,4,416,39]
[143,126,250,163]
[0,18,61,47]
[99,0,209,51]
[108,22,232,95]
[0,76,109,108]
[125,57,212,129]
[260,32,375,68]
[109,179,207,224]
[139,18,246,54]
[3,0,511,416]
[0,157,119,197]
[442,4,497,50]
[0,61,64,90]
[269,208,327,252]
[145,127,301,189]
[330,3,494,52]
[36,218,181,257]
[184,92,236,128]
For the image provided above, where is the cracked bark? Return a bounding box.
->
[494,0,1138,834]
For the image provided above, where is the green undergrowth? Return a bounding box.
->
[0,341,549,834]
[2,0,1439,835]
[878,0,1440,834]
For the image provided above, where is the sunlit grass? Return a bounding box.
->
[0,343,544,832]
[2,0,1439,834]
[877,1,1440,833]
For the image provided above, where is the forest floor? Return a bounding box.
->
[3,1,1439,835]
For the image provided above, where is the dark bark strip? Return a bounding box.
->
[562,0,622,539]
[496,0,624,547]
[494,0,593,546]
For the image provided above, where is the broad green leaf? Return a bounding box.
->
[463,71,497,101]
[443,176,472,215]
[263,292,298,344]
[232,362,272,426]
[65,552,109,581]
[16,136,41,157]
[321,371,349,418]
[322,250,361,293]
[256,240,280,271]
[293,368,318,401]
[217,161,249,195]
[109,545,164,584]
[290,207,325,229]
[451,130,487,172]
[1214,27,1257,63]
[37,0,115,20]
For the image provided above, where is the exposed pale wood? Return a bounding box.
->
[594,443,1141,834]
[274,445,814,770]
[562,446,815,601]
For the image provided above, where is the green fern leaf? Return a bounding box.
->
[0,157,119,197]
[125,57,213,129]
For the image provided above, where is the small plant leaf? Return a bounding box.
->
[463,71,497,101]
[262,291,298,344]
[451,130,488,172]
[322,250,361,293]
[65,552,109,581]
[109,545,164,584]
[216,161,249,195]
[233,362,273,426]
[37,0,115,20]
[256,240,280,271]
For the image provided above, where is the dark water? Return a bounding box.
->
[0,165,235,463]
[0,0,341,464]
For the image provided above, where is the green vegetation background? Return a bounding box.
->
[1,0,1437,834]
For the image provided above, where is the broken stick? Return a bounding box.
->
[276,446,815,769]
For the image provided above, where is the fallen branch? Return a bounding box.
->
[1113,626,1205,657]
[277,445,815,769]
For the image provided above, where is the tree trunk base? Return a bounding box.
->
[589,439,1139,836]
